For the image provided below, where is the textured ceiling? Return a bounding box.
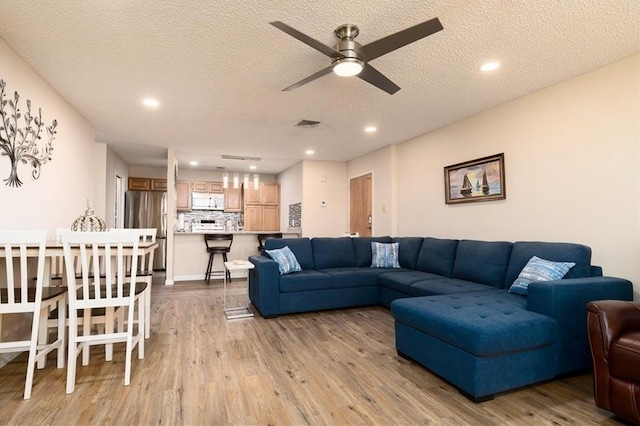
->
[0,1,638,174]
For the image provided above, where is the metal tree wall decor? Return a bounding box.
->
[0,79,57,187]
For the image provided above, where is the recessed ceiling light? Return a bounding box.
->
[249,165,257,170]
[480,61,500,72]
[365,126,377,133]
[189,161,198,166]
[305,150,315,155]
[142,98,159,108]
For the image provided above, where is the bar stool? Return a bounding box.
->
[204,234,233,284]
[257,233,283,252]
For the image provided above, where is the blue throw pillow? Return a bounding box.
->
[265,246,302,275]
[509,256,576,296]
[371,242,401,268]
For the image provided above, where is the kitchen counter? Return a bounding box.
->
[172,230,300,282]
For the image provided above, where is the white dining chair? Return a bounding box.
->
[110,228,155,339]
[61,230,146,394]
[0,230,67,399]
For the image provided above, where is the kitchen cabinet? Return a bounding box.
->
[176,180,191,211]
[244,205,280,232]
[209,181,224,193]
[151,178,167,191]
[224,187,243,212]
[192,181,208,193]
[192,180,223,193]
[261,183,279,205]
[128,177,151,191]
[244,182,279,205]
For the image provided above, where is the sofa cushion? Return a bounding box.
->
[371,242,401,268]
[416,237,459,277]
[508,256,576,296]
[279,270,332,293]
[393,237,424,270]
[319,267,381,289]
[453,240,513,288]
[264,246,302,275]
[311,237,357,269]
[379,270,443,294]
[504,241,592,287]
[391,291,556,357]
[265,238,314,270]
[410,278,494,297]
[353,236,393,267]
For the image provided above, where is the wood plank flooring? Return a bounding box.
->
[0,278,626,425]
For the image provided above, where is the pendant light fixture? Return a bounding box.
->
[253,174,260,190]
[222,173,229,189]
[243,173,250,188]
[232,173,239,189]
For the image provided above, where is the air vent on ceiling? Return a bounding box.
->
[296,119,320,128]
[221,154,261,161]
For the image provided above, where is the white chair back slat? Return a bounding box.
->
[0,231,46,312]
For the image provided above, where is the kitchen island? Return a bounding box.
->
[173,231,299,282]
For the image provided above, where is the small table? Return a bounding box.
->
[223,260,255,320]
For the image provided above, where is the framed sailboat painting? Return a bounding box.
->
[444,153,506,204]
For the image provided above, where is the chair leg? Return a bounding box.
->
[138,296,145,359]
[24,308,41,400]
[105,307,114,362]
[223,253,231,282]
[66,315,78,394]
[144,279,151,339]
[57,297,66,369]
[205,253,214,284]
[37,307,48,369]
[82,309,91,366]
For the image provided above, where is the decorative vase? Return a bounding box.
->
[71,203,106,232]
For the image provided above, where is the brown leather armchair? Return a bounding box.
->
[587,300,640,424]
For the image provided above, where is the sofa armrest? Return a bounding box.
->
[248,255,281,318]
[527,276,634,374]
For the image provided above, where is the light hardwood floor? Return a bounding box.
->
[0,278,626,425]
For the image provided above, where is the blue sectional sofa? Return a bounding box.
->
[248,236,633,401]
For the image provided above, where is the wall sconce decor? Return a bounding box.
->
[0,79,57,187]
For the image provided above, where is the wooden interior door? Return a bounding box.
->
[350,173,372,237]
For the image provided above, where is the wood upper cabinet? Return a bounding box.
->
[209,181,223,194]
[128,177,151,191]
[192,181,223,193]
[261,183,279,205]
[224,187,242,212]
[151,178,167,191]
[176,180,191,211]
[244,182,279,205]
[192,181,208,193]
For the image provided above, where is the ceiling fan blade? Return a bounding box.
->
[270,21,344,59]
[357,63,400,95]
[359,17,443,61]
[282,66,333,91]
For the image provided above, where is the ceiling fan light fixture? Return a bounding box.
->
[332,57,363,77]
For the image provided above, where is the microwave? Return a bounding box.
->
[192,192,225,210]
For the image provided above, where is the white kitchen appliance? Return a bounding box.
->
[191,219,225,232]
[192,192,225,210]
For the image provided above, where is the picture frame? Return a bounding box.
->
[444,153,505,204]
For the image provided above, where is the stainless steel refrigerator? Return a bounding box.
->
[124,191,167,270]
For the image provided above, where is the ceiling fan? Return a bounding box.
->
[270,17,443,95]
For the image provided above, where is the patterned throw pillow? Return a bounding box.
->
[265,246,302,275]
[509,256,576,296]
[371,242,401,268]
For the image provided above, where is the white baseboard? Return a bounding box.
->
[174,271,248,282]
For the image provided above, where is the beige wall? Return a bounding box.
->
[0,37,101,236]
[277,161,303,231]
[104,146,130,228]
[394,54,639,295]
[301,160,349,237]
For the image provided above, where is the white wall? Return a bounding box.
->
[104,146,129,228]
[301,160,349,237]
[347,145,396,237]
[277,161,303,231]
[0,37,101,235]
[394,54,639,295]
